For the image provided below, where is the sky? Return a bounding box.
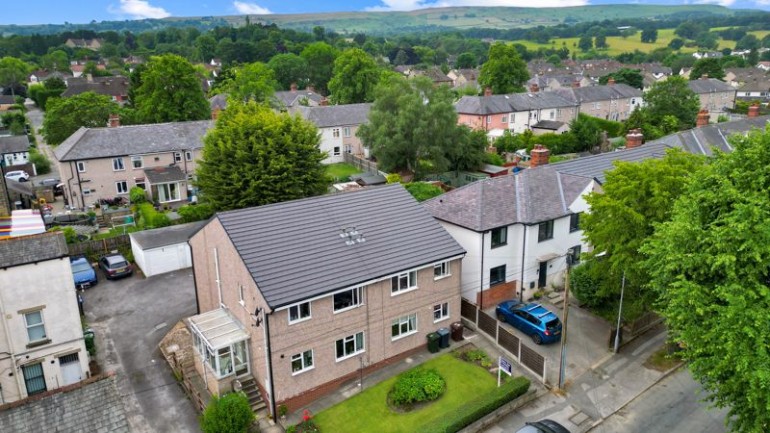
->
[4,0,770,26]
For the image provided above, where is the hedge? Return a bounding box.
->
[137,202,171,229]
[422,376,530,433]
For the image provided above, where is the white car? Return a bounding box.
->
[4,170,30,182]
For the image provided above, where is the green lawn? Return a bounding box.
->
[327,163,362,182]
[313,354,498,433]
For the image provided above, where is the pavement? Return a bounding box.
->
[84,268,201,433]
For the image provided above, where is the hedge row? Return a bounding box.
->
[137,202,171,229]
[423,376,530,433]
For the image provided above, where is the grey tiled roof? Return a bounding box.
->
[423,167,592,231]
[131,220,207,250]
[532,120,566,130]
[209,93,228,111]
[291,103,372,128]
[551,142,674,184]
[455,91,576,115]
[54,120,213,162]
[455,95,513,115]
[508,92,576,110]
[273,90,324,108]
[61,75,129,98]
[554,83,642,103]
[144,165,186,184]
[0,231,68,269]
[687,78,735,94]
[214,184,465,308]
[0,135,30,154]
[0,375,129,433]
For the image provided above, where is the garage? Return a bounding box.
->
[130,221,206,277]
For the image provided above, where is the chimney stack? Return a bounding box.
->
[529,144,550,168]
[701,74,709,80]
[484,87,493,97]
[607,77,615,86]
[108,113,120,128]
[290,83,298,92]
[626,128,644,149]
[529,83,539,93]
[86,73,93,83]
[696,109,710,127]
[211,108,220,120]
[320,97,329,106]
[307,85,315,93]
[748,103,760,118]
[572,79,581,88]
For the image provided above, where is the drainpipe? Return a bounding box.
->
[479,231,485,309]
[263,311,276,418]
[519,225,527,302]
[189,240,200,314]
[74,162,85,210]
[213,248,223,307]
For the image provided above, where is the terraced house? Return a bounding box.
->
[54,118,212,209]
[187,185,465,416]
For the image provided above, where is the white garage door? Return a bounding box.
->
[145,243,191,276]
[59,353,82,386]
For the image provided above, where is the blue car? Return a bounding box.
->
[496,300,562,345]
[70,256,98,289]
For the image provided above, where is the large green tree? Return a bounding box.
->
[642,126,770,433]
[643,75,700,130]
[579,148,706,317]
[358,75,481,179]
[196,101,329,211]
[42,92,118,145]
[215,62,278,105]
[267,53,309,90]
[0,56,31,97]
[689,57,725,81]
[132,54,210,123]
[599,68,643,89]
[478,42,529,95]
[328,48,384,104]
[300,42,338,95]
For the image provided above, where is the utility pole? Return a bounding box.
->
[558,250,573,390]
[614,271,626,353]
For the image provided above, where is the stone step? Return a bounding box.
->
[546,291,563,300]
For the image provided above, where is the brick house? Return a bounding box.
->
[61,75,130,104]
[289,103,371,163]
[455,90,577,134]
[54,118,212,209]
[187,185,465,415]
[423,147,595,308]
[0,231,90,403]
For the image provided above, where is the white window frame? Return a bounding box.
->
[238,285,245,307]
[335,331,365,361]
[391,270,417,296]
[24,311,47,343]
[343,127,351,137]
[291,349,314,375]
[433,302,450,323]
[112,157,125,171]
[333,286,364,313]
[131,155,143,169]
[76,161,86,172]
[185,151,193,161]
[135,177,146,190]
[333,146,341,156]
[82,188,92,196]
[116,181,128,195]
[501,115,508,123]
[288,301,311,324]
[433,261,450,280]
[332,128,340,138]
[158,182,181,203]
[391,314,417,341]
[174,152,182,163]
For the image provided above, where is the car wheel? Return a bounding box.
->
[497,313,506,323]
[531,334,543,345]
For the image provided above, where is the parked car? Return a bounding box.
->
[37,178,64,196]
[4,170,30,182]
[70,256,98,289]
[496,300,562,345]
[515,419,571,433]
[98,253,133,280]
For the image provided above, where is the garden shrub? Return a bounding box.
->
[29,149,50,175]
[422,376,530,433]
[200,392,254,433]
[458,348,493,368]
[137,202,171,229]
[129,187,147,204]
[389,368,446,408]
[403,182,443,202]
[178,203,215,223]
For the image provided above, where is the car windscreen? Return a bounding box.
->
[110,261,129,269]
[71,262,93,273]
[545,319,560,330]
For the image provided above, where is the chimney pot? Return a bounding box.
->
[529,83,539,93]
[290,83,298,92]
[572,79,580,88]
[320,97,329,106]
[108,113,120,128]
[607,77,615,86]
[484,87,493,97]
[696,109,710,127]
[701,74,709,80]
[625,128,644,149]
[529,144,550,168]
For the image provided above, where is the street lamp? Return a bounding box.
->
[614,271,626,353]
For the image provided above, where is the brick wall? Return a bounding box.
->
[477,281,517,309]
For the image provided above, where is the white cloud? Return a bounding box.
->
[366,0,588,11]
[117,0,171,19]
[693,0,736,5]
[233,1,272,14]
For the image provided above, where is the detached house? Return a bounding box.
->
[0,231,90,403]
[424,147,595,307]
[54,118,212,209]
[0,135,31,168]
[188,185,465,415]
[290,103,371,163]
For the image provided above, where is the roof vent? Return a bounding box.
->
[340,226,365,246]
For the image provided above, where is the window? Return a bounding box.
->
[433,261,450,279]
[116,181,128,194]
[333,128,340,138]
[538,220,554,242]
[288,302,311,324]
[501,115,508,123]
[158,183,180,202]
[22,363,46,396]
[82,188,92,196]
[569,245,582,265]
[174,152,182,162]
[550,110,555,119]
[335,331,364,360]
[24,311,46,342]
[343,127,351,137]
[135,178,146,190]
[344,144,352,154]
[333,287,363,312]
[569,213,581,232]
[131,156,143,169]
[76,161,86,172]
[433,303,449,322]
[185,151,193,161]
[291,350,314,374]
[391,314,417,340]
[391,271,417,295]
[112,157,125,171]
[491,227,507,248]
[217,346,233,376]
[333,146,341,156]
[238,285,245,306]
[490,265,506,286]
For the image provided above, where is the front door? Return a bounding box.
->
[233,340,250,377]
[59,353,82,386]
[538,261,548,288]
[22,363,47,396]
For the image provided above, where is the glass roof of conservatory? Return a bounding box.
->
[188,308,249,350]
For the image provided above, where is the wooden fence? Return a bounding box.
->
[343,153,380,174]
[68,234,131,257]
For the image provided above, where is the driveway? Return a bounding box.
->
[83,269,201,433]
